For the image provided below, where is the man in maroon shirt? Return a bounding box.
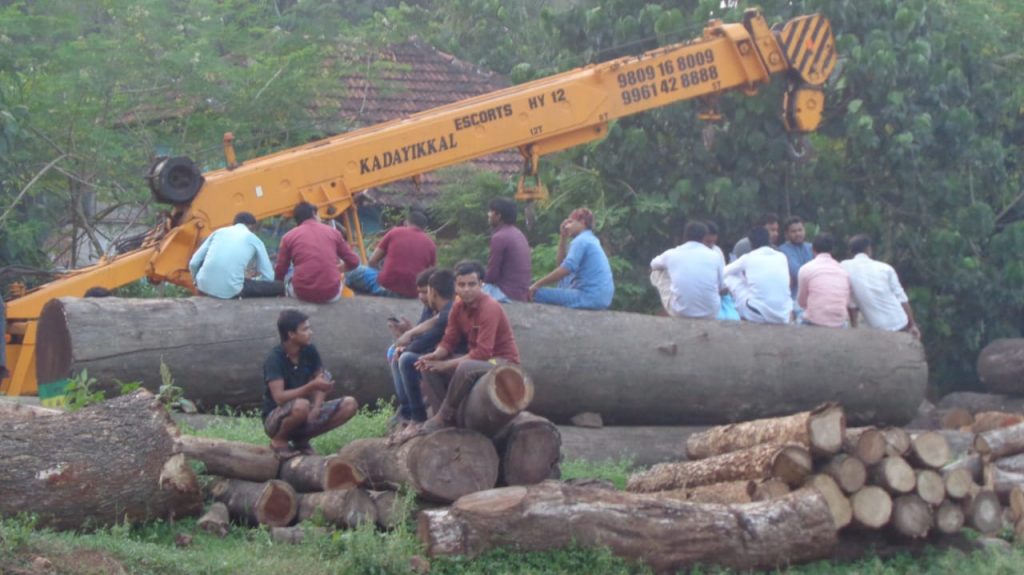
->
[275,202,361,304]
[393,260,520,442]
[484,197,531,302]
[366,209,436,298]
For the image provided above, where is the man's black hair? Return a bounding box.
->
[783,216,803,232]
[757,212,780,226]
[277,309,309,342]
[84,287,112,298]
[453,260,486,282]
[812,232,835,254]
[415,266,436,288]
[407,209,429,229]
[703,220,718,235]
[684,221,708,243]
[234,212,257,226]
[749,226,771,249]
[428,268,456,300]
[488,197,517,225]
[293,202,316,225]
[848,234,872,255]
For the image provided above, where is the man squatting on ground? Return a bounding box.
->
[262,309,358,459]
[395,260,520,441]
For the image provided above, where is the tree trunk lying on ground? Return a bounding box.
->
[0,390,202,530]
[977,339,1024,396]
[418,482,838,573]
[177,435,363,491]
[207,478,297,527]
[975,422,1024,459]
[492,412,561,486]
[295,489,377,528]
[36,297,928,425]
[626,443,811,493]
[336,428,498,503]
[457,365,534,437]
[685,403,845,460]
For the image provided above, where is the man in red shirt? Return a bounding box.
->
[394,260,520,441]
[275,202,361,304]
[368,210,436,297]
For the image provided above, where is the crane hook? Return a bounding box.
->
[787,134,814,163]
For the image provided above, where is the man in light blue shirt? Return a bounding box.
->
[529,207,614,310]
[778,216,813,299]
[189,212,279,299]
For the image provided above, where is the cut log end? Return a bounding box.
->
[407,429,500,502]
[257,480,299,527]
[496,415,562,486]
[915,470,946,506]
[806,475,852,529]
[324,457,364,490]
[772,445,813,486]
[892,495,932,539]
[846,427,887,466]
[966,490,1003,535]
[910,431,951,469]
[934,500,965,535]
[808,404,846,455]
[751,479,791,501]
[943,467,975,500]
[874,456,916,494]
[851,486,893,529]
[882,427,911,457]
[490,365,534,413]
[824,454,867,494]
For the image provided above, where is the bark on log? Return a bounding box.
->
[0,390,202,530]
[684,403,845,460]
[558,425,707,468]
[295,489,377,529]
[908,431,951,469]
[915,470,946,506]
[417,482,838,573]
[657,480,756,505]
[942,408,974,430]
[456,365,534,437]
[972,411,1024,434]
[844,427,888,465]
[208,478,297,527]
[993,452,1024,475]
[36,297,928,425]
[964,490,1003,534]
[937,392,1024,415]
[934,500,965,535]
[1011,487,1024,524]
[850,486,893,529]
[975,421,1024,459]
[336,428,498,503]
[983,464,1024,505]
[626,443,811,493]
[368,490,403,530]
[805,474,852,529]
[492,412,561,486]
[823,454,867,494]
[0,401,62,419]
[870,456,916,495]
[751,479,792,501]
[891,494,932,539]
[197,503,230,537]
[977,339,1024,396]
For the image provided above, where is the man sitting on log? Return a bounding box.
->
[649,220,724,319]
[387,268,460,430]
[841,234,920,339]
[528,207,615,310]
[723,226,792,324]
[394,261,520,442]
[263,309,359,459]
[189,212,282,299]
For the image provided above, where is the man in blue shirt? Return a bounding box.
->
[189,212,281,299]
[778,216,813,299]
[529,207,614,310]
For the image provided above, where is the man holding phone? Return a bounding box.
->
[262,309,358,459]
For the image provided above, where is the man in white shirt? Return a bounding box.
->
[724,227,792,324]
[797,233,850,328]
[650,221,724,319]
[841,234,920,338]
[189,212,280,299]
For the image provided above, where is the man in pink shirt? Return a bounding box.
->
[275,202,361,304]
[796,233,850,327]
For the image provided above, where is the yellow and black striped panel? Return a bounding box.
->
[778,14,836,86]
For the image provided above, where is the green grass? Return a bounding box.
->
[5,409,1024,574]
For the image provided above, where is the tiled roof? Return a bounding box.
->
[329,38,522,206]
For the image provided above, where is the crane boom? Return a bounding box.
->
[2,9,836,396]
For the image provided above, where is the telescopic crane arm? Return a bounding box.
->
[1,9,836,396]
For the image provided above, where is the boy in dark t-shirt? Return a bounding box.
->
[262,309,358,459]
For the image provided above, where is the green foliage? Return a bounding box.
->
[61,369,105,411]
[156,360,195,413]
[560,457,634,490]
[0,514,38,557]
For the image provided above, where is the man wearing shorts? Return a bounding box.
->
[262,309,358,459]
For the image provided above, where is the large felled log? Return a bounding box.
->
[626,443,811,493]
[296,489,377,528]
[36,297,927,425]
[0,390,202,530]
[975,421,1024,459]
[492,412,561,486]
[456,365,534,437]
[208,478,297,527]
[336,428,498,503]
[418,482,838,573]
[977,339,1024,396]
[684,403,844,460]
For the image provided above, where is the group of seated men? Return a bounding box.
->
[650,214,920,337]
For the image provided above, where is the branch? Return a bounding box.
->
[995,188,1024,224]
[253,67,285,103]
[0,154,68,227]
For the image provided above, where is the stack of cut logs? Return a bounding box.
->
[176,365,564,540]
[624,403,1020,541]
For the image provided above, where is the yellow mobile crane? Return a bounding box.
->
[1,9,836,396]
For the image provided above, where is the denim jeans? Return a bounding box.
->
[388,349,427,421]
[533,274,613,310]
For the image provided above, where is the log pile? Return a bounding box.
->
[623,403,1018,544]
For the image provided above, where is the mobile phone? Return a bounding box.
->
[387,316,399,323]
